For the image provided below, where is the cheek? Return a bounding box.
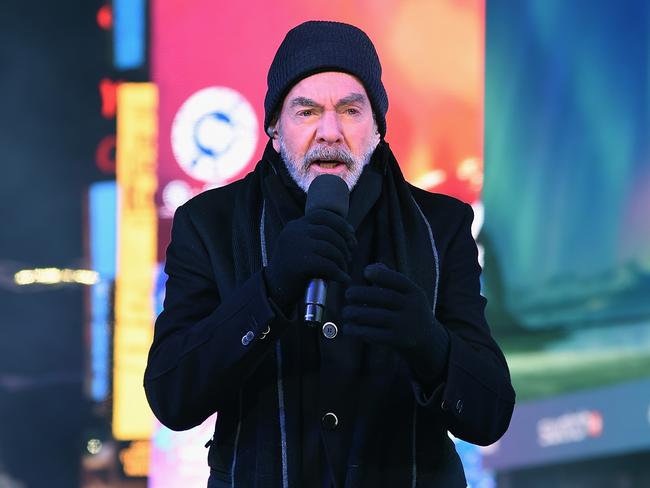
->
[284,128,312,156]
[350,125,379,153]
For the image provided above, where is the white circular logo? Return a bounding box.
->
[171,87,258,184]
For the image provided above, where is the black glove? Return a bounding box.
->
[342,263,450,381]
[264,208,357,312]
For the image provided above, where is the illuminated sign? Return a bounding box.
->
[171,86,258,185]
[537,410,603,447]
[153,0,486,259]
[113,0,146,70]
[88,181,117,401]
[113,82,158,441]
[483,378,650,470]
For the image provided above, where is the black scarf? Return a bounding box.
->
[232,140,436,298]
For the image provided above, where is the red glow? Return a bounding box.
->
[97,4,112,30]
[96,135,116,174]
[99,78,121,119]
[588,411,604,437]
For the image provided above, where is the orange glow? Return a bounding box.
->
[370,0,485,201]
[387,2,482,102]
[119,441,151,477]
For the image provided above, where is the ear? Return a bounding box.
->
[268,123,280,152]
[372,122,381,145]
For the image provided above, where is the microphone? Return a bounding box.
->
[304,174,350,326]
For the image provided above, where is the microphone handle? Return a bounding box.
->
[304,278,327,326]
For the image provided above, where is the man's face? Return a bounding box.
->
[270,72,380,192]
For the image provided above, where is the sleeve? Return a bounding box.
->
[143,204,293,431]
[411,203,516,446]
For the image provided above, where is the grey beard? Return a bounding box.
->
[278,137,377,192]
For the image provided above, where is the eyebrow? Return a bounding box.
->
[336,93,367,108]
[289,96,320,108]
[288,92,369,109]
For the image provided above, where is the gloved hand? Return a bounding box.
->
[264,208,357,312]
[342,263,450,381]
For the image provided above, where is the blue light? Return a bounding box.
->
[89,181,117,401]
[113,0,146,70]
[89,181,116,278]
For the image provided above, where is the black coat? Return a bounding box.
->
[144,149,515,487]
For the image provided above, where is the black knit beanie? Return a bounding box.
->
[264,20,388,138]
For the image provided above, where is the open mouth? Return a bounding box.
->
[312,160,345,169]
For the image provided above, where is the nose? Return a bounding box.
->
[315,109,343,144]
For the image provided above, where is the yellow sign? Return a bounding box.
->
[113,83,158,440]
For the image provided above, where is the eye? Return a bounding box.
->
[297,109,314,117]
[346,108,360,115]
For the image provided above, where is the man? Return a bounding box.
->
[144,20,515,488]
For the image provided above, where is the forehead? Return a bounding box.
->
[282,72,369,106]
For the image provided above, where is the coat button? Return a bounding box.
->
[322,321,338,339]
[441,400,449,411]
[321,412,339,430]
[456,400,464,414]
[260,325,271,340]
[241,331,254,346]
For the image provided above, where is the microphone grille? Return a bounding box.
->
[305,175,350,218]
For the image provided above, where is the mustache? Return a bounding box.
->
[301,145,356,170]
